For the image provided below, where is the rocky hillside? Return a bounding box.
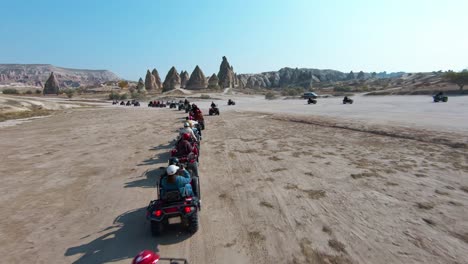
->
[0,64,120,88]
[237,67,406,89]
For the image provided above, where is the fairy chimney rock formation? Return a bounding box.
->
[162,67,181,92]
[137,77,146,92]
[185,66,208,90]
[208,73,220,89]
[145,70,157,91]
[43,72,60,94]
[151,68,162,90]
[217,56,235,88]
[180,70,190,88]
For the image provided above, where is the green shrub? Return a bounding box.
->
[35,89,42,94]
[109,91,120,100]
[2,88,19,94]
[281,87,304,96]
[64,88,75,98]
[333,86,351,92]
[119,93,128,100]
[265,91,277,100]
[25,90,33,94]
[131,91,144,100]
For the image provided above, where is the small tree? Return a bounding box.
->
[109,91,120,100]
[118,80,129,89]
[64,89,75,99]
[444,71,468,90]
[265,91,277,100]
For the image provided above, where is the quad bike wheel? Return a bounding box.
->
[151,221,163,236]
[187,212,199,234]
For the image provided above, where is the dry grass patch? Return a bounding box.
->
[248,230,265,243]
[269,156,282,161]
[328,239,347,253]
[416,202,435,210]
[259,201,274,209]
[0,108,53,122]
[351,171,379,179]
[451,232,468,244]
[303,189,326,199]
[271,168,287,173]
[322,225,333,235]
[460,186,468,193]
[435,189,449,195]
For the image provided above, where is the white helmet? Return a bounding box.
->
[183,122,190,127]
[166,165,179,175]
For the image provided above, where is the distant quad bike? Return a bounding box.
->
[178,104,185,111]
[148,101,153,107]
[126,101,132,106]
[120,101,125,105]
[227,99,236,105]
[433,93,448,103]
[146,175,200,236]
[133,101,140,107]
[307,98,317,104]
[342,97,353,104]
[185,104,192,113]
[209,106,220,116]
[170,102,177,109]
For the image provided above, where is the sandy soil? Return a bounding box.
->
[0,97,467,264]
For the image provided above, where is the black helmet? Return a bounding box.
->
[169,157,179,166]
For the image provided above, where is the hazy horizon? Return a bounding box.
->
[1,0,467,80]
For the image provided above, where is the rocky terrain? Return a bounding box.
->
[238,68,408,89]
[180,70,190,88]
[185,66,207,90]
[0,64,120,88]
[162,67,181,92]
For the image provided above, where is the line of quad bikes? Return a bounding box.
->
[307,92,448,105]
[128,99,235,264]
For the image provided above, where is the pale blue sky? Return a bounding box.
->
[1,0,467,80]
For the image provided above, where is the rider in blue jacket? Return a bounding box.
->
[160,165,193,197]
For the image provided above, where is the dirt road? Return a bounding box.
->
[0,102,467,263]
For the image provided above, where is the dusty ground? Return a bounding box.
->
[0,97,467,264]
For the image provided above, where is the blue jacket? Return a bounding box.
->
[161,169,193,197]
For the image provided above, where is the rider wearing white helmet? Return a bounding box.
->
[160,165,193,197]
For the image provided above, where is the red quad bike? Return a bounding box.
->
[133,250,189,264]
[146,173,201,236]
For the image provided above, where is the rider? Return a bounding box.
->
[344,96,349,101]
[176,133,194,157]
[161,164,193,197]
[132,250,160,264]
[211,101,216,108]
[179,122,198,142]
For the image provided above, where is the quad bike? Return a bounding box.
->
[433,94,448,103]
[148,101,154,107]
[307,98,317,104]
[120,101,125,105]
[228,99,235,105]
[209,106,220,116]
[178,104,185,111]
[170,102,177,109]
[126,101,132,106]
[146,175,200,236]
[112,101,118,105]
[185,104,192,113]
[133,101,140,107]
[343,97,353,104]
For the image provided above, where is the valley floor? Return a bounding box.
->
[0,96,467,263]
